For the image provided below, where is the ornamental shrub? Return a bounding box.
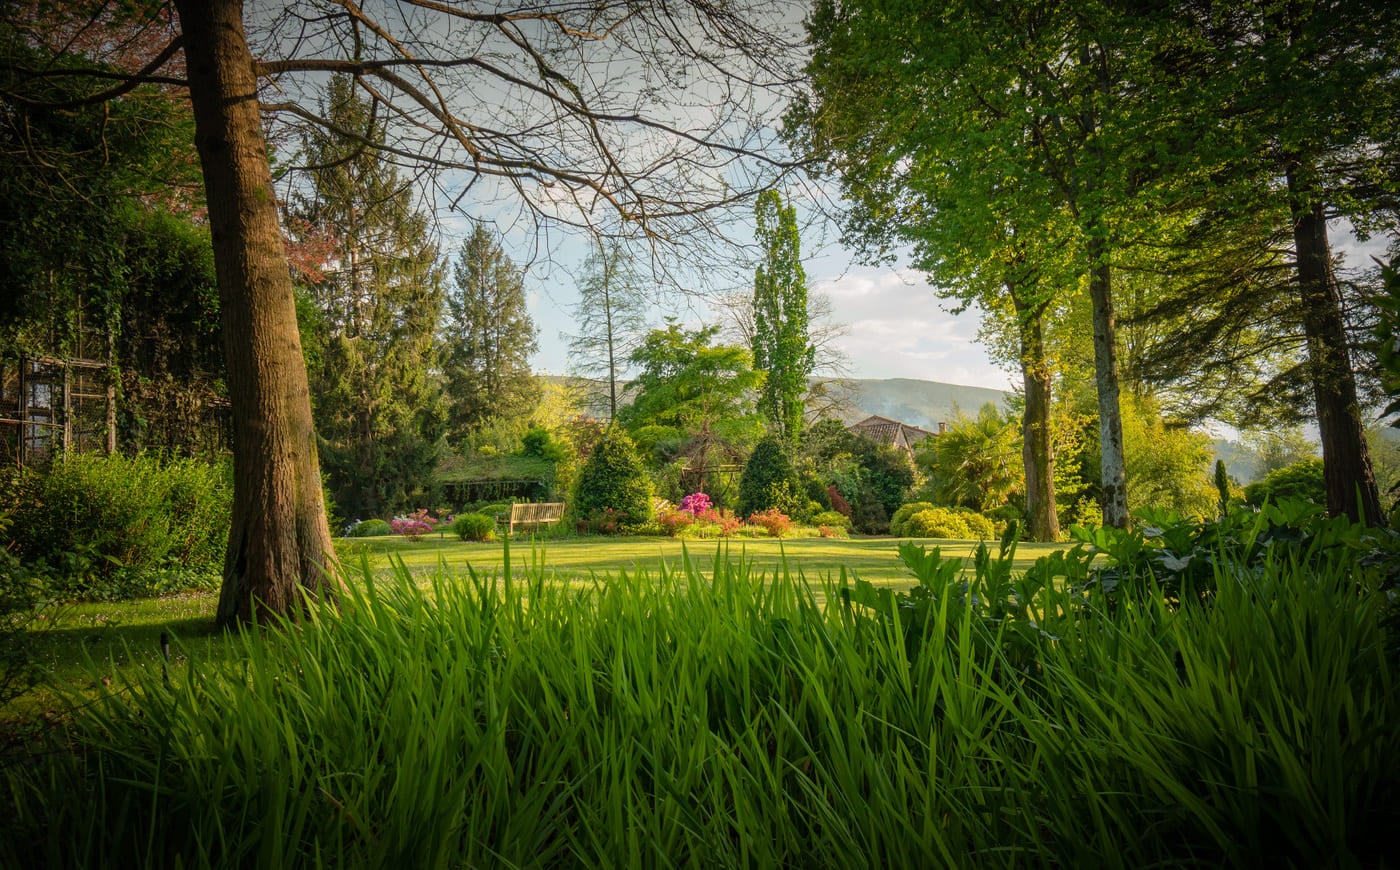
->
[902,507,973,540]
[571,429,653,530]
[1,453,231,600]
[811,509,851,530]
[747,508,794,538]
[678,492,713,515]
[1244,458,1325,507]
[738,437,799,517]
[391,510,438,541]
[890,502,937,537]
[353,519,393,537]
[452,513,497,542]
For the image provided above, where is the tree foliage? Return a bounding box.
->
[289,75,445,519]
[441,223,539,443]
[737,435,802,518]
[917,404,1022,514]
[752,191,814,446]
[618,322,764,465]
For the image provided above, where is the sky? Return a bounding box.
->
[518,242,1013,391]
[452,215,1391,400]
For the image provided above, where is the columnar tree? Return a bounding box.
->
[289,75,445,521]
[566,241,649,422]
[442,223,539,444]
[752,191,814,447]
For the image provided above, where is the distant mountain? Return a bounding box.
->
[813,377,1011,431]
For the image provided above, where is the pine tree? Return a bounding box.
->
[289,75,445,519]
[752,191,814,448]
[441,223,539,443]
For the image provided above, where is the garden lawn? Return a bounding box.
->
[340,533,1067,588]
[5,535,1065,719]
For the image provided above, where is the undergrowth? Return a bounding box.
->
[0,507,1396,867]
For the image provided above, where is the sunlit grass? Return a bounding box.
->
[1,539,1393,866]
[6,535,1062,718]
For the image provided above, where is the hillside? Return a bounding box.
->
[815,377,1011,431]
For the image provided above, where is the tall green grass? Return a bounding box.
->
[1,532,1395,867]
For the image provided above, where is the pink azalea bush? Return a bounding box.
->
[678,492,713,515]
[391,509,439,541]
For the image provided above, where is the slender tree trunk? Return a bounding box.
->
[1086,232,1129,528]
[1014,292,1059,542]
[1286,164,1382,524]
[175,0,338,626]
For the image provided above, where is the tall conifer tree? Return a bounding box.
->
[441,223,539,443]
[290,75,445,520]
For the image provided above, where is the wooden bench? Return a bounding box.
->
[503,502,566,535]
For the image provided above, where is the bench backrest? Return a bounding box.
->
[507,502,565,533]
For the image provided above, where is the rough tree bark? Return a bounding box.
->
[1014,291,1059,542]
[1287,163,1382,524]
[175,0,337,626]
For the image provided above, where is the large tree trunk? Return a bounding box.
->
[1086,233,1130,528]
[176,0,338,626]
[1014,292,1059,542]
[1286,164,1382,524]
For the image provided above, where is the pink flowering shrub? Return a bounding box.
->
[678,492,713,515]
[391,509,438,541]
[657,506,695,537]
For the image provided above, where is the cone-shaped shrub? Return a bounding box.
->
[572,428,653,528]
[737,435,798,516]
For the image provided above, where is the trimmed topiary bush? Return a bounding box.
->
[352,519,393,537]
[902,507,973,540]
[452,513,497,542]
[811,509,851,530]
[890,502,937,537]
[572,429,653,530]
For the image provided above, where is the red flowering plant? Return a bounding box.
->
[747,508,793,538]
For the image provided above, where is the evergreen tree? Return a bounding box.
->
[289,75,445,519]
[565,240,649,422]
[441,223,539,444]
[752,191,814,447]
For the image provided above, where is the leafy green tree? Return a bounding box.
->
[1135,1,1395,524]
[566,241,649,422]
[572,428,653,528]
[1120,395,1216,520]
[790,0,1193,528]
[618,322,764,470]
[752,191,815,447]
[289,76,445,519]
[441,223,540,444]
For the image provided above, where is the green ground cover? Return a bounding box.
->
[2,515,1395,866]
[6,535,1063,718]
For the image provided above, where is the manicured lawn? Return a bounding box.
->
[5,533,1066,719]
[339,532,1067,587]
